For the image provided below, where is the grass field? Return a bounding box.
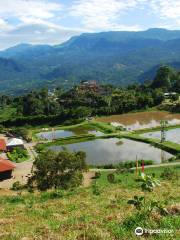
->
[1,165,180,239]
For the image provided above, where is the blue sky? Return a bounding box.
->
[0,0,180,49]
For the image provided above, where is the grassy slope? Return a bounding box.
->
[1,166,180,239]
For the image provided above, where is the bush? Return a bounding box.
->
[7,147,28,163]
[107,173,116,183]
[118,160,153,170]
[93,172,101,179]
[11,181,24,191]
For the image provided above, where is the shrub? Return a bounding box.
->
[118,160,153,170]
[7,147,28,163]
[11,181,23,191]
[93,172,101,179]
[107,173,116,183]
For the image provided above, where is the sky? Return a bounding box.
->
[0,0,180,50]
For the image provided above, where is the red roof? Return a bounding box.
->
[0,139,6,151]
[0,158,16,172]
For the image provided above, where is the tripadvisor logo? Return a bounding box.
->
[135,227,143,236]
[135,227,174,236]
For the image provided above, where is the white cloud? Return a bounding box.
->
[147,0,180,29]
[0,18,12,31]
[0,0,180,49]
[70,0,142,31]
[150,0,180,19]
[0,0,63,21]
[0,22,83,50]
[70,0,180,30]
[0,0,81,49]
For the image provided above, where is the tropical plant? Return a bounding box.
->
[137,173,161,192]
[127,196,145,210]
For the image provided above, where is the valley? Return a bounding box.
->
[0,32,179,239]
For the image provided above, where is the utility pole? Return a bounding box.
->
[160,120,167,143]
[160,120,168,162]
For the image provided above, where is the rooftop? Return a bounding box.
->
[0,157,16,172]
[0,139,6,151]
[7,138,24,147]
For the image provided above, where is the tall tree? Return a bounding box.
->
[28,150,87,191]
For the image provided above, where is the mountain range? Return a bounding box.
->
[0,28,180,94]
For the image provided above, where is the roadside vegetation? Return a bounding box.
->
[7,147,29,163]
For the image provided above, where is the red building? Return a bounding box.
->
[0,139,6,151]
[0,158,16,181]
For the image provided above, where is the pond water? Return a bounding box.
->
[49,138,173,165]
[96,111,180,130]
[142,128,180,144]
[37,128,104,140]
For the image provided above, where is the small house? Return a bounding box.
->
[7,138,24,151]
[0,157,16,181]
[164,92,177,98]
[0,139,7,151]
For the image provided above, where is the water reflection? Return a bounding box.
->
[142,128,180,144]
[37,129,104,140]
[49,138,173,165]
[97,111,180,130]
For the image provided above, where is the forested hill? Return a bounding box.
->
[0,28,180,94]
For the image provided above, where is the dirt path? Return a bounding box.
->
[83,171,95,187]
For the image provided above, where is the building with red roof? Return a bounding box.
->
[0,139,6,151]
[0,157,16,181]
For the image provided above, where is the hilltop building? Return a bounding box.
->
[78,81,100,93]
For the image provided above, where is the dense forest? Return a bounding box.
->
[0,65,179,127]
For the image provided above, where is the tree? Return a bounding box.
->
[28,150,87,191]
[151,66,175,89]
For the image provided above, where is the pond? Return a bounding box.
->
[36,128,104,140]
[96,111,180,130]
[49,138,173,166]
[142,128,180,144]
